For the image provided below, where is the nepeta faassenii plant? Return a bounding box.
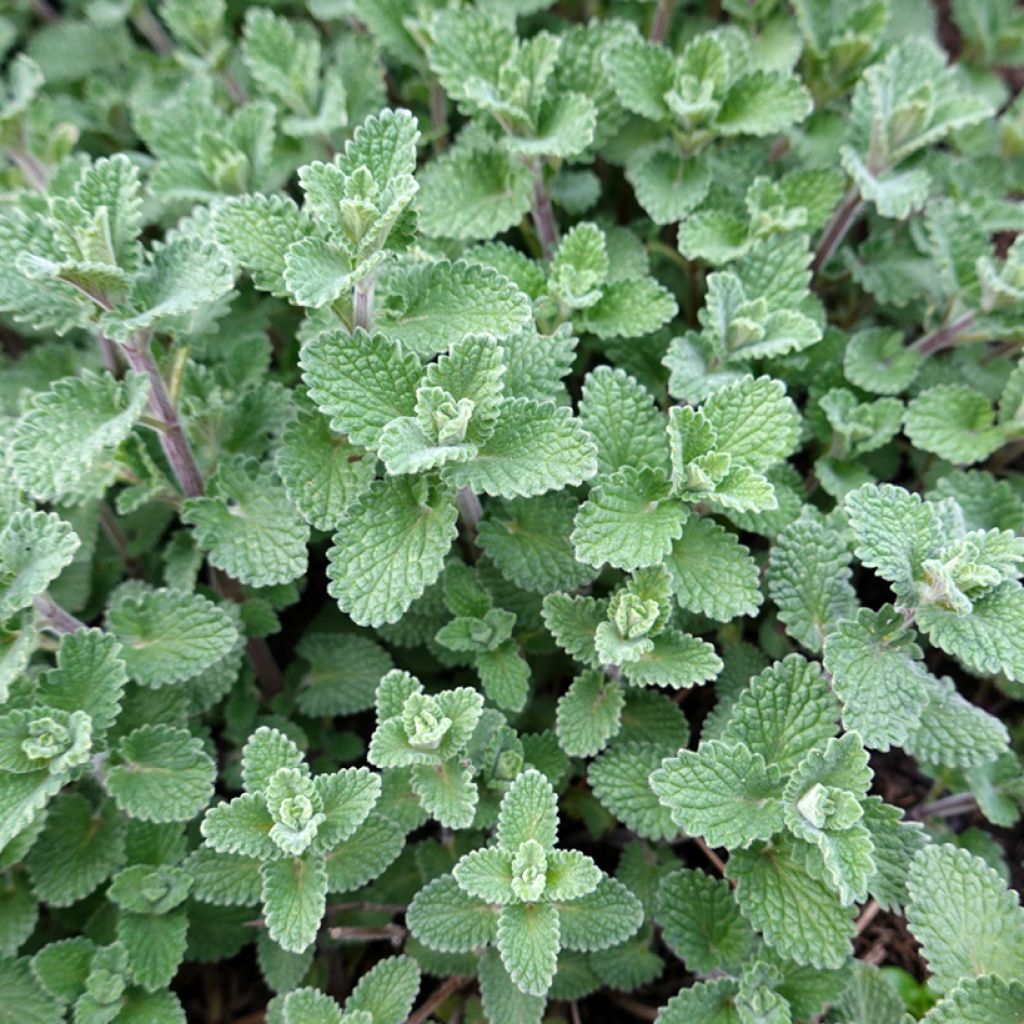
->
[0,0,1023,1022]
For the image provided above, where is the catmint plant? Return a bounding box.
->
[0,1,1022,1022]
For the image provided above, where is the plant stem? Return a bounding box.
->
[610,994,659,1022]
[649,0,675,42]
[911,311,977,356]
[119,334,285,697]
[455,485,483,559]
[353,277,375,332]
[5,148,50,191]
[209,569,285,698]
[407,976,470,1024]
[429,78,448,152]
[855,897,881,934]
[812,186,864,278]
[910,792,978,821]
[132,5,174,55]
[97,334,122,377]
[530,164,559,261]
[326,924,406,947]
[121,334,204,500]
[34,594,86,636]
[99,503,143,577]
[30,0,58,22]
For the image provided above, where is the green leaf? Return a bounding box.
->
[843,328,922,396]
[497,902,560,997]
[327,476,458,627]
[555,671,624,758]
[0,511,80,620]
[200,793,277,861]
[314,767,381,849]
[654,977,742,1024]
[907,844,1024,993]
[281,988,343,1024]
[579,367,669,480]
[844,484,943,603]
[30,937,95,1005]
[344,954,420,1024]
[243,726,306,796]
[11,370,149,502]
[322,812,405,894]
[0,956,62,1024]
[107,725,216,823]
[656,868,754,974]
[626,146,710,226]
[497,769,559,852]
[406,874,499,953]
[261,853,328,954]
[300,329,422,449]
[446,399,597,499]
[727,837,857,969]
[478,493,596,594]
[182,458,309,588]
[573,467,688,571]
[26,793,125,907]
[542,592,605,668]
[782,733,874,905]
[904,385,1005,465]
[905,675,1009,768]
[720,655,840,774]
[105,587,238,687]
[554,876,643,952]
[769,513,857,653]
[916,581,1024,682]
[701,376,802,472]
[478,947,545,1024]
[841,146,931,219]
[575,278,678,340]
[215,195,309,298]
[715,72,812,136]
[185,848,263,907]
[589,742,679,841]
[621,629,722,690]
[651,740,785,848]
[101,238,236,341]
[295,632,393,717]
[377,261,532,358]
[410,761,478,829]
[604,38,675,122]
[118,909,189,992]
[417,142,534,242]
[923,976,1024,1024]
[666,516,762,622]
[823,606,933,750]
[37,628,127,743]
[453,847,516,905]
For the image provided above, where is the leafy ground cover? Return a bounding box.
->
[0,0,1023,1021]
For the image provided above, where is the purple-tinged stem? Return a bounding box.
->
[34,594,86,635]
[5,149,50,191]
[132,6,173,55]
[353,278,375,332]
[911,311,977,356]
[910,792,978,821]
[30,0,58,21]
[455,486,483,561]
[812,186,864,279]
[121,334,204,499]
[530,166,559,261]
[650,0,676,42]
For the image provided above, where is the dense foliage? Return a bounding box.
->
[1,0,1024,1021]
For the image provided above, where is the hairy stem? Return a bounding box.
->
[30,0,59,22]
[5,148,50,191]
[649,0,676,42]
[121,334,204,499]
[97,334,122,377]
[855,897,881,934]
[326,924,406,947]
[99,503,143,577]
[34,594,86,636]
[209,569,285,697]
[455,485,483,562]
[353,277,375,332]
[911,311,977,356]
[429,78,448,152]
[530,164,559,261]
[910,791,978,821]
[812,186,864,278]
[407,976,470,1024]
[132,5,174,55]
